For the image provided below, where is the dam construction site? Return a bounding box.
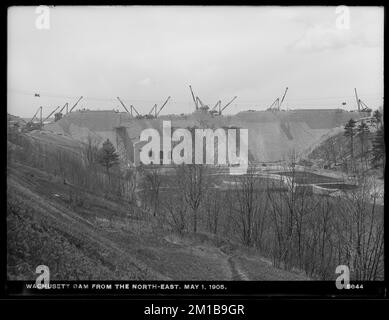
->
[9,86,381,201]
[45,107,369,163]
[22,86,372,165]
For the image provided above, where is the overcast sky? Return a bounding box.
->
[8,6,384,118]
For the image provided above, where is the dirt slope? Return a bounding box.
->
[7,162,308,281]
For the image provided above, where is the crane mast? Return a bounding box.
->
[69,96,83,113]
[279,87,288,110]
[220,96,237,114]
[130,105,140,117]
[43,105,60,122]
[189,85,198,110]
[58,102,68,115]
[354,88,360,111]
[117,97,130,114]
[157,96,171,117]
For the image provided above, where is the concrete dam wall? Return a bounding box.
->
[44,109,369,163]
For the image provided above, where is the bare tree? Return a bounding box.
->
[143,168,163,216]
[164,191,188,234]
[83,134,100,167]
[203,189,222,235]
[122,166,140,206]
[266,150,322,270]
[338,174,384,280]
[176,164,208,233]
[230,166,268,249]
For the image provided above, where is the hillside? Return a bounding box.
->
[7,113,27,128]
[8,112,383,282]
[7,128,309,281]
[308,124,382,172]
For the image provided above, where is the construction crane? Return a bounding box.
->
[189,85,198,110]
[51,102,69,122]
[354,88,371,113]
[354,88,360,111]
[117,97,141,117]
[189,85,210,111]
[148,104,158,117]
[218,96,238,115]
[130,104,141,117]
[57,102,69,115]
[189,85,236,115]
[26,106,43,130]
[42,105,60,123]
[358,99,371,112]
[267,98,280,111]
[118,96,170,119]
[156,96,171,117]
[30,106,42,124]
[145,96,171,118]
[267,87,288,111]
[196,96,207,109]
[117,96,130,113]
[68,96,83,113]
[189,85,206,111]
[211,100,222,112]
[279,87,288,109]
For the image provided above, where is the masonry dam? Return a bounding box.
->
[44,109,370,165]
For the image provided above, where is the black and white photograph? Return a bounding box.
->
[5,5,385,298]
